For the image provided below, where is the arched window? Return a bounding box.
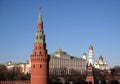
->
[33,64,35,68]
[40,51,41,54]
[35,47,37,49]
[40,36,41,39]
[40,64,42,68]
[39,47,41,49]
[34,52,37,55]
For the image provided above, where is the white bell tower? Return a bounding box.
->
[88,45,94,66]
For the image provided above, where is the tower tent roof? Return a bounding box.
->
[34,8,45,44]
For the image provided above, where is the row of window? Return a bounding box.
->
[35,46,46,50]
[31,58,47,62]
[34,51,46,55]
[49,69,83,76]
[33,64,42,69]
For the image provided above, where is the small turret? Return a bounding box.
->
[86,63,94,84]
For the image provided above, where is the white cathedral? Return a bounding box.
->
[82,45,109,70]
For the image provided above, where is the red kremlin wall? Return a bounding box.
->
[0,80,30,84]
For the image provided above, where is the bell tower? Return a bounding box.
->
[88,45,94,66]
[30,8,48,84]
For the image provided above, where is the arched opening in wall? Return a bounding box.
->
[40,36,42,39]
[40,64,42,68]
[33,64,35,68]
[40,30,41,32]
[36,36,38,39]
[35,46,37,49]
[89,81,92,84]
[39,46,41,49]
[34,52,36,55]
[40,51,41,54]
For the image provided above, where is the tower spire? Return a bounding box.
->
[38,7,42,23]
[34,7,45,44]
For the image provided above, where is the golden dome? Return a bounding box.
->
[83,53,87,56]
[99,56,103,61]
[89,45,93,50]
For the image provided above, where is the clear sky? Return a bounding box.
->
[0,0,120,68]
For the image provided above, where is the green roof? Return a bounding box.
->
[53,48,67,56]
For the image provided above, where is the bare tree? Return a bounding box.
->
[0,64,7,80]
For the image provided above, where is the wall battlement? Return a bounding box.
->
[0,80,30,84]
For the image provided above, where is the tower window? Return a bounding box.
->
[34,52,36,55]
[36,36,38,39]
[40,64,42,68]
[40,51,41,54]
[39,47,41,49]
[35,47,37,49]
[33,64,35,68]
[40,36,41,39]
[88,68,92,70]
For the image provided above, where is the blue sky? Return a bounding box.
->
[0,0,120,68]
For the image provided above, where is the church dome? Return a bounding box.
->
[98,56,103,61]
[89,45,93,50]
[83,53,87,56]
[82,53,87,60]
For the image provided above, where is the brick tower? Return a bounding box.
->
[86,64,94,84]
[30,8,48,84]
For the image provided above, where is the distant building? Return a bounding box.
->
[4,61,30,74]
[4,48,86,76]
[49,48,86,76]
[4,45,109,75]
[94,56,109,70]
[87,45,109,70]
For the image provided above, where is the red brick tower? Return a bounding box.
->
[86,64,94,84]
[30,8,48,84]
